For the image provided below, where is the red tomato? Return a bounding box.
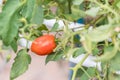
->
[31,34,56,55]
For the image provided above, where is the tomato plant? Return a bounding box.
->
[0,0,120,80]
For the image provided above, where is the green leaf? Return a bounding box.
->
[67,48,84,58]
[31,4,44,25]
[110,51,120,71]
[116,1,120,9]
[50,22,59,32]
[73,0,84,5]
[73,47,86,58]
[10,49,31,80]
[81,35,92,53]
[21,0,36,22]
[76,67,88,78]
[0,0,25,46]
[92,48,99,56]
[10,39,18,53]
[45,50,63,64]
[80,67,96,80]
[86,25,113,42]
[37,24,48,31]
[68,6,85,21]
[85,7,100,17]
[96,41,119,61]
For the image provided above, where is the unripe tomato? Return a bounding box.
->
[31,34,56,55]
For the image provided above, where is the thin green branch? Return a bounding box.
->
[80,67,91,78]
[67,0,72,14]
[71,53,90,80]
[105,0,109,5]
[89,0,119,22]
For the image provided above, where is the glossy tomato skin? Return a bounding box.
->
[31,35,56,55]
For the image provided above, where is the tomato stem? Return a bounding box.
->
[71,53,90,80]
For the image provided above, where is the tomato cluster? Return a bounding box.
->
[31,34,56,55]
